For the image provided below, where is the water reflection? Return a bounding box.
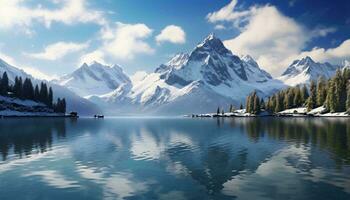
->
[0,118,349,200]
[0,118,71,161]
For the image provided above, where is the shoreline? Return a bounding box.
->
[0,114,78,118]
[189,113,350,118]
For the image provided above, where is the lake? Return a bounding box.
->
[0,117,350,200]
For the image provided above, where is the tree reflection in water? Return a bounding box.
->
[0,118,72,161]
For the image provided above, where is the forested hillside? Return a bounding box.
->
[244,68,350,115]
[0,72,66,114]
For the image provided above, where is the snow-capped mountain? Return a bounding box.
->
[56,61,131,97]
[278,56,341,86]
[90,34,284,115]
[0,58,101,116]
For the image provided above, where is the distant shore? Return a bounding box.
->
[187,107,350,118]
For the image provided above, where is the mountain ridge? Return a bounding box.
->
[0,58,101,116]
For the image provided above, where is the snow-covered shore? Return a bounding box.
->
[0,96,70,117]
[189,107,350,118]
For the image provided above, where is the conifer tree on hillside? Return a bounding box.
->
[316,76,327,106]
[229,104,233,113]
[48,87,53,108]
[34,85,40,102]
[275,93,283,112]
[0,72,9,96]
[301,85,309,103]
[333,69,347,112]
[260,98,265,110]
[22,78,34,100]
[346,85,350,112]
[307,80,317,111]
[40,82,48,105]
[293,86,302,107]
[253,94,260,114]
[246,95,251,113]
[326,79,336,112]
[13,76,23,98]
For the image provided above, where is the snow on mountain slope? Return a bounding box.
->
[56,61,131,97]
[91,34,285,115]
[0,59,31,83]
[0,58,101,116]
[278,56,341,86]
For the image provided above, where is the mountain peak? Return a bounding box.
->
[193,34,230,57]
[279,56,341,86]
[299,56,315,65]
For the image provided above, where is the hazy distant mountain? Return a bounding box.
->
[278,56,341,86]
[88,34,284,115]
[0,58,101,116]
[55,61,131,98]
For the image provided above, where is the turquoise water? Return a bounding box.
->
[0,117,350,200]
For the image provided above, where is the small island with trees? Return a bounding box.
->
[193,68,350,118]
[0,72,71,117]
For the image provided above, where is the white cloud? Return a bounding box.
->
[103,22,154,59]
[0,0,106,33]
[79,50,106,65]
[82,22,154,61]
[207,0,337,76]
[26,42,88,60]
[214,24,226,30]
[207,0,253,29]
[291,39,350,64]
[156,25,186,44]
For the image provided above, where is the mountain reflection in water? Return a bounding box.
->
[0,117,349,200]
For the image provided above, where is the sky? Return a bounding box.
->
[0,0,349,80]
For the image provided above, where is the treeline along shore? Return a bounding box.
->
[191,68,350,118]
[0,72,73,117]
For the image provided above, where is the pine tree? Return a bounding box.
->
[301,84,309,104]
[326,79,336,112]
[316,76,327,106]
[13,76,22,98]
[260,98,265,110]
[307,80,317,111]
[275,93,283,113]
[333,69,347,112]
[0,72,9,95]
[18,77,23,99]
[62,98,66,113]
[228,104,233,113]
[39,82,48,105]
[34,85,40,102]
[346,84,350,112]
[48,87,53,108]
[293,86,302,107]
[22,78,34,100]
[246,95,251,113]
[253,94,260,114]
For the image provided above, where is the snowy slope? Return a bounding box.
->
[278,56,341,86]
[0,59,32,84]
[90,34,285,115]
[55,61,131,97]
[0,58,101,116]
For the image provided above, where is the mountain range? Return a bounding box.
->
[0,59,101,116]
[1,34,348,115]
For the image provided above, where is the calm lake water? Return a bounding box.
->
[0,117,350,200]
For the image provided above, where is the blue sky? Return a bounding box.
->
[0,0,349,79]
